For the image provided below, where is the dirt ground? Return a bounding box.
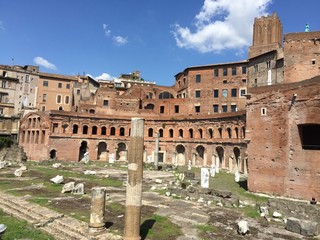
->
[0,162,318,240]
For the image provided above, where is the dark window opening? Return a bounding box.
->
[101,127,107,135]
[103,100,109,106]
[223,68,228,76]
[83,125,88,134]
[196,74,201,83]
[92,126,97,135]
[160,106,165,114]
[299,124,320,150]
[120,127,125,136]
[214,69,219,77]
[213,89,219,98]
[159,129,163,137]
[169,129,174,138]
[213,104,219,113]
[232,67,236,75]
[110,127,116,136]
[175,105,179,113]
[231,88,237,97]
[195,106,200,113]
[148,128,153,137]
[195,90,201,98]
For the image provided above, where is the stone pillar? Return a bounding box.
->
[154,132,159,170]
[124,118,144,240]
[89,187,106,233]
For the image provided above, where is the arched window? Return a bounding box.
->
[159,129,163,137]
[227,127,232,138]
[199,129,203,138]
[92,126,97,135]
[83,125,88,134]
[235,127,239,138]
[218,127,223,138]
[89,109,95,114]
[101,126,107,135]
[179,129,183,138]
[145,104,155,110]
[110,127,116,136]
[189,129,193,138]
[120,127,125,136]
[242,127,246,138]
[148,128,153,137]
[208,129,213,138]
[159,91,174,99]
[73,124,78,134]
[169,129,174,138]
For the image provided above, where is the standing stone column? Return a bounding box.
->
[124,118,144,240]
[89,187,106,233]
[154,132,159,170]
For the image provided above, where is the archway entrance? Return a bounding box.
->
[116,142,127,161]
[195,145,205,166]
[216,146,224,168]
[176,144,186,165]
[97,142,107,160]
[49,149,57,160]
[79,141,88,161]
[233,147,241,171]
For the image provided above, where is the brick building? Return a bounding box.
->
[246,14,320,200]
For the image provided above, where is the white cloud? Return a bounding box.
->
[95,73,113,80]
[103,24,111,36]
[33,56,57,70]
[113,35,128,46]
[171,0,272,53]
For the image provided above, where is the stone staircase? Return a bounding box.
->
[0,192,121,240]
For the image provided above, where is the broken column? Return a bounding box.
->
[124,118,144,240]
[89,187,106,233]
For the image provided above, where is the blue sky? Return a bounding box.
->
[0,0,319,86]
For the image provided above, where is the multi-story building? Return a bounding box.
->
[246,14,320,201]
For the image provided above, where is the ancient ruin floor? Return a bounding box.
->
[0,161,318,240]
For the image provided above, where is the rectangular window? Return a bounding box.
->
[299,124,320,150]
[42,94,47,102]
[240,89,246,96]
[222,105,227,112]
[57,95,62,104]
[231,88,237,97]
[58,82,62,88]
[232,67,237,75]
[213,89,219,98]
[214,69,219,77]
[65,96,70,104]
[231,105,237,112]
[242,66,247,74]
[223,68,228,76]
[1,80,6,88]
[195,90,201,98]
[66,83,70,89]
[196,74,201,83]
[223,80,227,84]
[25,75,30,82]
[160,106,165,113]
[195,106,200,113]
[43,81,48,87]
[175,105,179,113]
[103,100,109,106]
[266,61,271,69]
[213,104,219,113]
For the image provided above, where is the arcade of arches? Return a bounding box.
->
[19,112,247,173]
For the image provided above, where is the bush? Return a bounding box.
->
[0,137,14,149]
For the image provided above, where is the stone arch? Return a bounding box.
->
[79,141,88,161]
[158,91,174,99]
[216,146,224,167]
[101,126,107,135]
[110,127,116,136]
[72,124,79,134]
[189,128,193,138]
[179,129,183,138]
[233,147,241,171]
[169,129,174,138]
[148,128,153,137]
[241,127,246,138]
[208,128,213,139]
[97,142,107,160]
[227,127,232,138]
[116,142,127,161]
[198,129,203,139]
[218,127,223,138]
[175,144,186,165]
[159,129,163,137]
[82,125,88,134]
[235,127,239,138]
[195,145,205,166]
[92,126,97,135]
[145,103,154,110]
[49,149,57,160]
[119,127,125,136]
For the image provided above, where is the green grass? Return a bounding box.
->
[0,209,54,240]
[239,206,261,218]
[140,215,182,240]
